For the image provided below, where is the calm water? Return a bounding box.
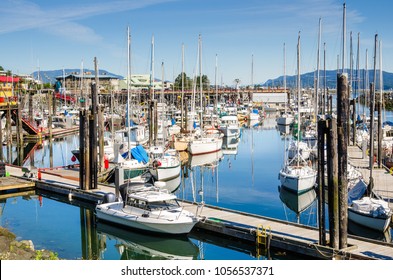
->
[1,112,392,260]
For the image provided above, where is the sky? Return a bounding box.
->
[0,0,392,86]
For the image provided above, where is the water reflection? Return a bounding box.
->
[278,186,317,224]
[348,220,392,243]
[96,222,199,260]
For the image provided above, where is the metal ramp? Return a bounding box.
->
[11,110,40,135]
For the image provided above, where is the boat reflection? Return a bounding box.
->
[348,219,392,243]
[279,186,317,224]
[188,150,223,168]
[96,222,199,260]
[277,124,291,136]
[222,136,240,155]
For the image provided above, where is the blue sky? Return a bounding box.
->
[0,0,391,86]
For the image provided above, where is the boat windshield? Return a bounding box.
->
[127,198,180,211]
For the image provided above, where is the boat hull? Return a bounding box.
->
[96,202,198,235]
[348,207,391,232]
[279,168,316,194]
[188,137,223,155]
[149,164,181,182]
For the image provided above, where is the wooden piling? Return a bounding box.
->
[377,100,382,168]
[337,73,348,249]
[351,99,356,145]
[89,83,98,190]
[368,82,375,192]
[317,119,327,246]
[79,109,86,190]
[327,117,339,250]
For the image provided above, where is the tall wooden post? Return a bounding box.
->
[327,117,339,249]
[89,82,98,190]
[377,100,382,168]
[337,74,348,249]
[153,100,158,146]
[317,119,327,246]
[79,109,86,190]
[149,100,154,146]
[368,83,375,193]
[351,99,356,145]
[98,105,104,173]
[184,97,188,132]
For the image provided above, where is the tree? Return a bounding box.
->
[174,72,193,90]
[196,75,210,90]
[0,66,4,71]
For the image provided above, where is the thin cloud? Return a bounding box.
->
[0,0,177,41]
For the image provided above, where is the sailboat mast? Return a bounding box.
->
[215,54,218,110]
[127,26,132,159]
[181,43,185,131]
[251,54,254,103]
[284,43,286,116]
[150,35,155,100]
[364,49,368,117]
[356,33,360,115]
[199,34,203,128]
[315,17,321,117]
[342,2,346,73]
[297,32,301,165]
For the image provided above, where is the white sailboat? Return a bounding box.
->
[278,33,317,194]
[348,195,392,232]
[188,34,223,155]
[149,146,181,182]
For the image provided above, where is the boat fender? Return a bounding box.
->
[152,160,162,168]
[103,192,116,203]
[390,167,393,175]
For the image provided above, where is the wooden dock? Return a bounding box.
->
[0,175,35,192]
[347,145,393,203]
[2,164,393,260]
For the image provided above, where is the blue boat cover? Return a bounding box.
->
[383,121,393,127]
[348,179,367,204]
[131,145,149,164]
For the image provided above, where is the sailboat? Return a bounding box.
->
[188,34,223,155]
[146,36,181,183]
[278,33,317,194]
[276,43,294,126]
[348,189,392,232]
[347,35,392,233]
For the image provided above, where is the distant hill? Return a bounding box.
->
[31,69,123,84]
[261,70,393,90]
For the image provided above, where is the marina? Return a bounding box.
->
[1,1,393,265]
[1,110,393,260]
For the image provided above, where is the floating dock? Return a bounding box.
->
[2,164,393,260]
[347,145,393,203]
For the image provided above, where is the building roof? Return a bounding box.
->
[0,76,20,83]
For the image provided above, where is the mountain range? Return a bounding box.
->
[261,69,393,90]
[32,68,393,90]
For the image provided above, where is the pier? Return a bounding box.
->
[2,164,393,260]
[347,145,393,202]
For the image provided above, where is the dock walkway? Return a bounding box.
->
[347,145,393,203]
[2,164,393,260]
